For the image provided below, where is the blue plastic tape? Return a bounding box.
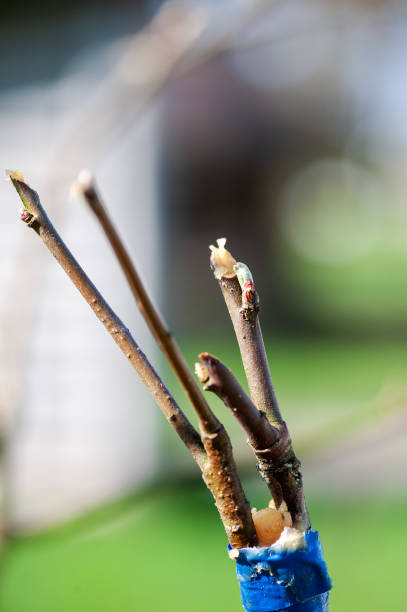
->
[231,530,332,612]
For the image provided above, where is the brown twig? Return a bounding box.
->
[200,423,257,548]
[196,352,286,507]
[73,171,219,433]
[73,172,256,547]
[197,352,280,449]
[209,239,309,530]
[10,173,204,466]
[10,173,256,548]
[209,240,282,429]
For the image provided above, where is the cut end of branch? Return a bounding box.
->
[252,505,293,547]
[6,169,25,183]
[197,352,221,387]
[209,238,237,280]
[194,361,209,384]
[7,170,40,214]
[70,168,95,200]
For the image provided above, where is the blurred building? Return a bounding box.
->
[161,1,407,337]
[0,1,162,530]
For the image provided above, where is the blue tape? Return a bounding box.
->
[231,530,332,612]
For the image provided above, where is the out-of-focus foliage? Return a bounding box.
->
[276,159,407,334]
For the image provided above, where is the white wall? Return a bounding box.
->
[0,34,161,531]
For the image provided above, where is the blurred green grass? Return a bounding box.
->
[1,337,406,611]
[1,480,406,612]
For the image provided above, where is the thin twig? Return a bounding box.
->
[10,173,256,548]
[197,352,280,449]
[10,172,205,466]
[72,172,256,547]
[209,239,281,428]
[209,239,309,530]
[196,352,286,507]
[73,171,219,433]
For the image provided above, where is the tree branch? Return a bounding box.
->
[196,352,286,507]
[200,423,257,548]
[196,352,279,450]
[10,171,204,464]
[73,171,219,434]
[209,239,282,429]
[209,239,309,530]
[10,172,256,548]
[73,172,256,547]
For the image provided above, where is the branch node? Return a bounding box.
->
[19,207,35,225]
[234,262,260,319]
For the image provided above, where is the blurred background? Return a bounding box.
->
[0,0,406,610]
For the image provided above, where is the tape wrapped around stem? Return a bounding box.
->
[230,530,332,612]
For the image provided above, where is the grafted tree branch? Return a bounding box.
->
[9,172,256,548]
[209,239,310,530]
[210,240,282,429]
[200,423,256,548]
[197,352,280,449]
[196,352,286,507]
